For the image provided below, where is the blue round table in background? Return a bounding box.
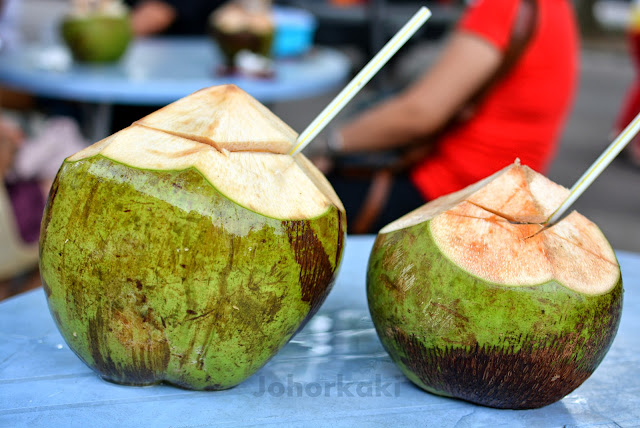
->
[0,37,351,140]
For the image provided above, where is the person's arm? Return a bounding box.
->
[130,0,177,36]
[337,31,502,154]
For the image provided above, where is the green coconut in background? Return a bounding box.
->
[39,85,346,390]
[367,162,622,409]
[61,7,132,63]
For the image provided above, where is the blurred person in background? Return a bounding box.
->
[0,1,86,249]
[0,0,43,249]
[314,0,579,233]
[0,111,40,300]
[124,0,226,36]
[613,0,640,167]
[0,104,85,299]
[0,112,43,247]
[0,110,86,247]
[0,1,86,298]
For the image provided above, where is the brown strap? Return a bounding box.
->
[350,0,538,234]
[466,0,538,110]
[351,169,393,234]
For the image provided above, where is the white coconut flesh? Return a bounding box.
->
[68,85,343,220]
[380,161,620,295]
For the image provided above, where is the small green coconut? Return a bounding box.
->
[367,161,622,409]
[40,85,346,390]
[61,12,132,63]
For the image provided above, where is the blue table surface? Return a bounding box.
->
[1,235,639,427]
[0,37,350,105]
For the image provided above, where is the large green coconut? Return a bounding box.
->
[40,85,346,390]
[367,162,622,409]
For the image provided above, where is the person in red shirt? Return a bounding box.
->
[320,0,579,233]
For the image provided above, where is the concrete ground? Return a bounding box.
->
[273,40,640,253]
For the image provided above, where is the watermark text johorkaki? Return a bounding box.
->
[254,374,400,398]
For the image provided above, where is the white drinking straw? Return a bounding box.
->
[289,6,432,156]
[548,111,640,224]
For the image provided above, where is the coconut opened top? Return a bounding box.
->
[68,85,343,220]
[380,161,620,296]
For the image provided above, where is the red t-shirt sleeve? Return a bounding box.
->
[457,0,521,51]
